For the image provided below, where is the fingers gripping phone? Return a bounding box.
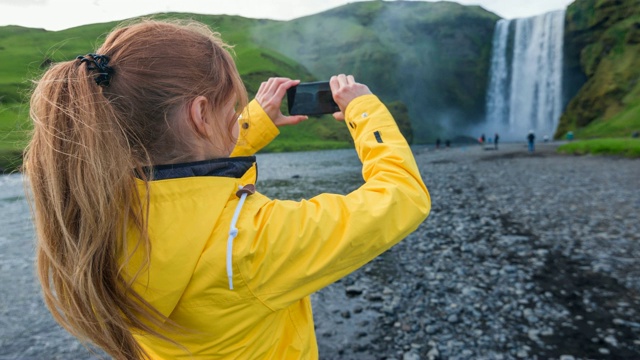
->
[287,81,340,116]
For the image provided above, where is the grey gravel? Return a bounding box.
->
[1,141,639,359]
[305,142,640,360]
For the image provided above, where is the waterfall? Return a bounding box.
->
[485,19,511,133]
[482,10,565,142]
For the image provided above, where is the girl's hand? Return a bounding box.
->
[329,74,372,121]
[255,77,308,126]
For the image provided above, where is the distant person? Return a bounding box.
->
[436,137,441,149]
[494,132,500,149]
[23,19,431,360]
[527,130,536,152]
[566,131,574,141]
[445,139,451,148]
[481,133,486,144]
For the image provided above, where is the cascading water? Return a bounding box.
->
[482,10,565,142]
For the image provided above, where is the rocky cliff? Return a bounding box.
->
[557,0,640,138]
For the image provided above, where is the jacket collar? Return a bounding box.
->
[144,156,256,181]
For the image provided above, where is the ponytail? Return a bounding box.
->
[25,56,160,359]
[24,19,247,359]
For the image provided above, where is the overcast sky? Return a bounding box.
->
[0,0,575,31]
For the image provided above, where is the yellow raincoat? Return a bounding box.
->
[124,94,431,359]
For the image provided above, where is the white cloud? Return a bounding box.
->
[0,0,575,31]
[0,0,46,6]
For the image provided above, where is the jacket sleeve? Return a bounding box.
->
[230,99,280,157]
[237,94,431,310]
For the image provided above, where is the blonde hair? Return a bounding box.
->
[24,19,247,359]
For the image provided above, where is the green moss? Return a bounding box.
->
[558,0,640,138]
[573,100,640,138]
[557,138,640,158]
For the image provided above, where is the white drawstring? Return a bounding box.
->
[227,187,249,290]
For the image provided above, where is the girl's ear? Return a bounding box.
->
[188,96,213,138]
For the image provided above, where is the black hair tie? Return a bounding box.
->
[76,53,114,87]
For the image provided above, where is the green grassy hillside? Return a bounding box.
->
[558,138,640,157]
[6,1,637,172]
[0,3,501,172]
[0,14,350,172]
[251,1,500,144]
[556,0,640,140]
[0,24,126,173]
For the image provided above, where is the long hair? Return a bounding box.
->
[23,19,248,359]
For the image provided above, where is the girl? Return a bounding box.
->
[25,19,430,359]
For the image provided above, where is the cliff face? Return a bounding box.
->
[557,0,640,138]
[252,1,500,143]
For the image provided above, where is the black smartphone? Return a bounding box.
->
[287,81,340,116]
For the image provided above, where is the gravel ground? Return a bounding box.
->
[301,142,640,360]
[1,141,639,359]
